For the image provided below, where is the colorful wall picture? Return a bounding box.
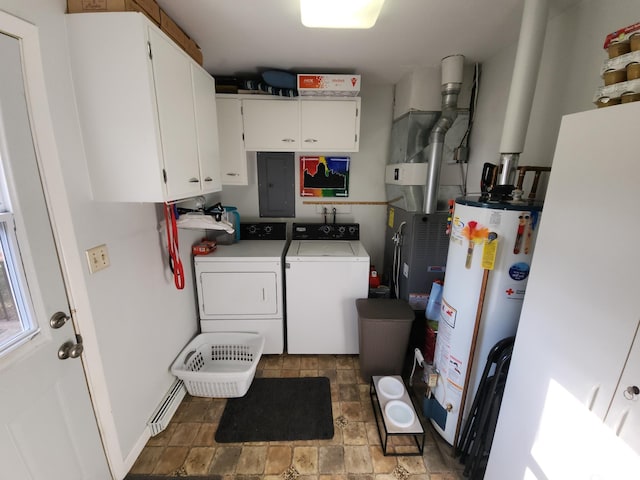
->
[300,156,350,197]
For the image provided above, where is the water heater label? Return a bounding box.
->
[504,285,526,299]
[509,262,530,281]
[440,298,457,328]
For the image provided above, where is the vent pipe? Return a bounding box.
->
[497,0,549,187]
[424,54,464,214]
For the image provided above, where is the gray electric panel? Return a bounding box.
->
[257,152,295,218]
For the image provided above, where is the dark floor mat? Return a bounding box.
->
[215,376,334,443]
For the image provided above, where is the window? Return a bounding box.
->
[0,211,37,355]
[0,129,38,358]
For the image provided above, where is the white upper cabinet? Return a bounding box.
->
[241,99,299,151]
[236,96,361,153]
[300,99,360,152]
[148,28,201,200]
[216,97,248,185]
[66,12,221,202]
[192,65,222,193]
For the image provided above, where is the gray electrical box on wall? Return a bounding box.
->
[257,152,295,217]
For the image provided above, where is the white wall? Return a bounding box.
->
[0,0,202,472]
[220,83,394,271]
[466,0,635,194]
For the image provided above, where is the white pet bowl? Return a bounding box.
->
[378,376,405,399]
[384,400,415,429]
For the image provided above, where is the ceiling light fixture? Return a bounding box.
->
[300,0,385,29]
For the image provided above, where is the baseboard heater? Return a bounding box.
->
[147,379,187,436]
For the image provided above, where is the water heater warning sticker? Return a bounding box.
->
[440,298,457,328]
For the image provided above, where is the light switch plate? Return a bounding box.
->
[86,244,110,274]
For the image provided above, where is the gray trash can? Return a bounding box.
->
[356,298,415,381]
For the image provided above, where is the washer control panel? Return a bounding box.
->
[292,223,360,240]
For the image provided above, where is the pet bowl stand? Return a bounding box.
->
[370,375,425,456]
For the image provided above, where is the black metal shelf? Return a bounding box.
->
[369,375,425,456]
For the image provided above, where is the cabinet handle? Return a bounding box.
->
[203,177,213,182]
[188,178,200,183]
[225,172,240,176]
[281,138,296,143]
[587,385,600,411]
[304,138,318,143]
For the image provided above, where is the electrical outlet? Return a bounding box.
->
[86,244,110,274]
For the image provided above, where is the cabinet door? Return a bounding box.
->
[191,65,222,193]
[216,97,248,185]
[199,271,278,316]
[604,324,640,455]
[242,99,299,151]
[300,99,360,152]
[149,28,201,200]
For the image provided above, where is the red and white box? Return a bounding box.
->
[603,22,640,49]
[297,74,361,96]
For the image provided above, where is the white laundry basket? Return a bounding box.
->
[171,332,264,398]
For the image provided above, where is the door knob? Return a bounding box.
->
[49,311,70,329]
[624,385,639,400]
[58,334,84,360]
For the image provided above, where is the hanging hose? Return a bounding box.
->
[163,202,185,290]
[392,221,406,299]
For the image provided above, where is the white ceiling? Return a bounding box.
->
[156,0,581,86]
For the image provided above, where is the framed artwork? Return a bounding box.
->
[300,156,350,197]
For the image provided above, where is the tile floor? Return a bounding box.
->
[128,354,465,479]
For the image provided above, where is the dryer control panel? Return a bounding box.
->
[292,223,360,241]
[240,222,287,240]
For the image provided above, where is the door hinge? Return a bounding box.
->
[147,41,152,60]
[162,168,167,183]
[356,107,359,117]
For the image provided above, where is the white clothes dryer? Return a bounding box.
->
[195,223,287,354]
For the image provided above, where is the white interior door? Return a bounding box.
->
[0,19,110,480]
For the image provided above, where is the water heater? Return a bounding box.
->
[428,197,543,445]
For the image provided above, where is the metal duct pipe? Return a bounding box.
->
[497,0,549,186]
[424,54,463,214]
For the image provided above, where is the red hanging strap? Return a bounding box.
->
[164,202,185,290]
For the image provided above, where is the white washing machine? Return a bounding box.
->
[285,223,370,354]
[194,223,287,354]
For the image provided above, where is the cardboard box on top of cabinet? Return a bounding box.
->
[67,0,160,25]
[297,74,361,96]
[159,10,203,65]
[184,36,203,66]
[160,9,187,48]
